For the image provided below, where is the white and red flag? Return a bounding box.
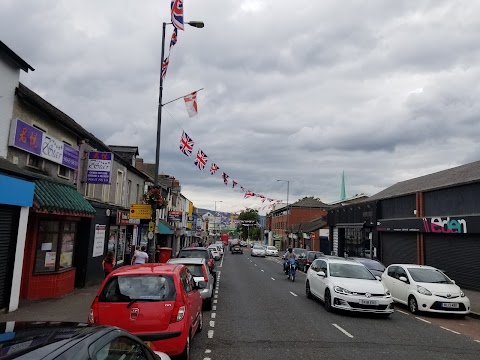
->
[232,181,238,188]
[184,92,198,118]
[194,150,208,171]
[210,163,219,175]
[244,191,255,199]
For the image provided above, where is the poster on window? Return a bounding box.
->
[45,252,56,267]
[93,225,106,257]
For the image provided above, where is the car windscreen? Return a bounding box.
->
[356,259,385,272]
[99,275,176,302]
[253,245,264,249]
[267,246,276,250]
[294,248,307,256]
[407,268,452,284]
[184,264,204,277]
[178,250,208,259]
[329,263,376,280]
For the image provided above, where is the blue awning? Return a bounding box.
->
[158,219,174,235]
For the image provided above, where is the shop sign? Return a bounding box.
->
[86,152,114,184]
[9,118,79,170]
[93,224,106,257]
[130,204,152,219]
[116,210,140,225]
[168,211,182,222]
[377,215,480,234]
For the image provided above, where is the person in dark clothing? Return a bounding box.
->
[102,251,115,278]
[154,245,161,263]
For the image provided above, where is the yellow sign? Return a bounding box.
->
[129,204,152,219]
[148,221,155,232]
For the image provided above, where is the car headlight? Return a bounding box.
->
[417,285,432,296]
[334,286,352,295]
[460,290,465,298]
[384,290,391,298]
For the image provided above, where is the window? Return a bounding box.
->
[115,170,124,205]
[94,336,148,360]
[58,165,70,179]
[108,226,127,264]
[27,154,43,169]
[387,266,398,278]
[396,267,409,281]
[87,184,95,198]
[102,184,110,202]
[126,180,132,206]
[136,184,140,203]
[180,270,193,293]
[35,220,77,273]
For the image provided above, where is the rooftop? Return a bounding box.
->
[0,40,34,72]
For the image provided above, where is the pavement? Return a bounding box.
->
[1,252,479,360]
[463,289,480,318]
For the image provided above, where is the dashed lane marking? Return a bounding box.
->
[215,290,218,294]
[211,313,216,319]
[205,350,212,354]
[208,330,214,339]
[204,358,211,360]
[254,264,257,267]
[474,340,480,343]
[415,317,431,324]
[289,291,298,297]
[214,294,218,299]
[332,324,354,338]
[261,269,264,272]
[440,326,460,335]
[213,300,218,304]
[271,277,275,281]
[209,321,215,327]
[212,305,216,311]
[396,309,410,315]
[219,255,224,267]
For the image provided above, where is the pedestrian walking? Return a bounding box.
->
[132,246,149,264]
[131,245,140,264]
[154,245,161,263]
[102,251,115,278]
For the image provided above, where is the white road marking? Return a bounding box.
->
[332,324,354,338]
[212,305,216,311]
[209,321,215,327]
[261,269,264,272]
[208,330,214,338]
[211,313,216,319]
[219,255,224,267]
[215,290,218,294]
[440,326,460,335]
[254,264,257,267]
[217,271,221,275]
[205,349,212,354]
[396,309,410,315]
[289,291,298,297]
[474,340,480,343]
[271,277,275,281]
[415,317,431,324]
[204,358,211,360]
[213,300,218,304]
[250,260,252,262]
[214,294,218,299]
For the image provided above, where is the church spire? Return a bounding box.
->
[340,171,346,201]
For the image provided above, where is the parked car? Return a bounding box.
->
[240,240,247,247]
[0,321,171,360]
[265,246,279,256]
[89,264,203,359]
[214,242,224,255]
[177,247,217,283]
[251,244,266,257]
[305,258,394,317]
[231,242,243,254]
[168,258,214,310]
[381,264,471,316]
[348,257,386,277]
[298,251,324,272]
[293,248,308,260]
[208,245,221,261]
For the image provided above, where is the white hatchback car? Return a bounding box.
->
[251,244,266,257]
[266,246,279,257]
[306,258,394,316]
[381,264,471,315]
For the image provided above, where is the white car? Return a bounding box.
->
[266,246,279,256]
[208,246,221,261]
[306,258,394,316]
[381,264,471,315]
[251,244,266,257]
[213,243,224,256]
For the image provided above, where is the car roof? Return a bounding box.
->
[389,264,437,270]
[180,247,208,251]
[0,322,113,359]
[168,258,207,265]
[112,264,181,276]
[318,258,363,265]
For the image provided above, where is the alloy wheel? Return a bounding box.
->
[325,289,332,312]
[306,281,312,299]
[409,296,419,314]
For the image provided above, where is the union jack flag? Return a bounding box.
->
[244,191,255,199]
[210,163,219,175]
[171,0,184,31]
[267,198,274,202]
[222,173,229,185]
[194,150,208,171]
[179,131,194,157]
[161,56,170,80]
[169,28,178,50]
[232,181,238,188]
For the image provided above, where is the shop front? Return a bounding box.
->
[20,179,95,300]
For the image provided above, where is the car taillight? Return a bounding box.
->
[208,259,214,268]
[306,259,310,265]
[88,298,99,324]
[202,265,209,282]
[170,297,186,323]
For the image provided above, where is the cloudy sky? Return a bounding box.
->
[2,0,480,213]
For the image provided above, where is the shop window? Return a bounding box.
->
[58,165,70,179]
[27,154,43,169]
[108,226,127,265]
[34,220,77,273]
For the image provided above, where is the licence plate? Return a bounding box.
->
[441,303,459,308]
[144,341,151,348]
[359,300,379,306]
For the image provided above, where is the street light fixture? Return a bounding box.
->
[277,179,290,247]
[214,200,222,239]
[154,20,205,186]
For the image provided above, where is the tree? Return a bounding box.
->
[237,208,260,240]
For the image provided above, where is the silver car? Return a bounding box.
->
[167,257,214,310]
[251,244,266,257]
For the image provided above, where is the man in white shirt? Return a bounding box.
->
[133,246,149,264]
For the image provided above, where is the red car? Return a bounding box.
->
[89,264,203,360]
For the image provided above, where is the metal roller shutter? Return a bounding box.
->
[380,232,417,266]
[0,205,20,309]
[425,234,480,291]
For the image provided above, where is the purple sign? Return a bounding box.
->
[86,152,113,184]
[9,119,79,170]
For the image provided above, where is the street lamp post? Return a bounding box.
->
[214,200,222,241]
[277,179,290,247]
[154,21,205,186]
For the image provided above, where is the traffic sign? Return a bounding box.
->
[129,204,152,219]
[148,221,155,232]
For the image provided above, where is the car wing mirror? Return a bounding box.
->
[317,271,326,277]
[399,276,408,282]
[451,280,456,284]
[375,276,381,281]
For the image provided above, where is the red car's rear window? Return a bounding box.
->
[99,275,176,302]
